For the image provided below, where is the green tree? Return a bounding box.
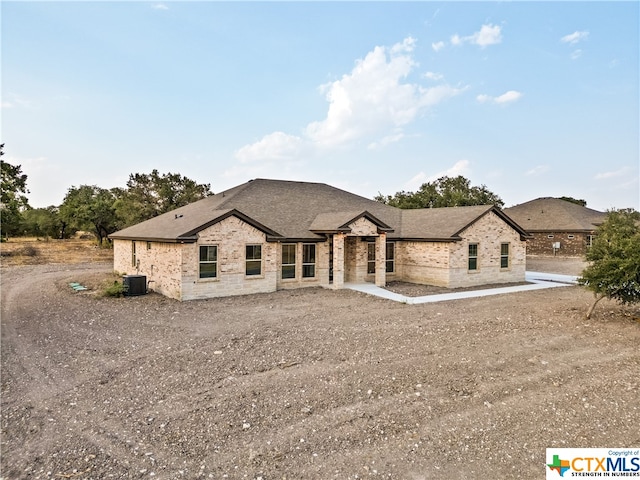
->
[114,169,212,227]
[0,144,31,238]
[375,175,504,209]
[558,196,587,207]
[59,185,120,246]
[578,209,640,319]
[22,206,68,239]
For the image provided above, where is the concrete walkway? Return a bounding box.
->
[345,271,578,304]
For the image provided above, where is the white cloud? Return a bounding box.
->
[451,24,502,48]
[424,71,444,81]
[595,167,632,180]
[405,159,472,191]
[525,165,550,176]
[474,24,503,47]
[152,4,169,10]
[1,93,35,109]
[234,132,303,163]
[570,49,583,60]
[476,90,522,105]
[234,36,465,163]
[561,31,589,45]
[431,41,445,52]
[367,131,405,150]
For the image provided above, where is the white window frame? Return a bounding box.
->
[245,244,262,276]
[199,245,218,279]
[282,243,296,279]
[500,243,509,269]
[468,243,479,271]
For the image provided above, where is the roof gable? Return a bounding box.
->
[309,210,393,234]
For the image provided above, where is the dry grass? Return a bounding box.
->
[0,237,113,266]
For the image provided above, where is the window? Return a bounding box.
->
[586,235,594,249]
[282,244,296,279]
[500,243,509,269]
[131,241,137,267]
[568,235,574,239]
[547,235,554,239]
[302,244,316,278]
[246,244,262,276]
[468,243,478,271]
[199,245,218,279]
[367,242,376,274]
[386,242,395,273]
[147,241,152,250]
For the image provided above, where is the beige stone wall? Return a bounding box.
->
[179,216,278,300]
[348,217,379,236]
[396,241,451,287]
[526,232,590,257]
[113,239,184,300]
[276,241,329,290]
[449,211,526,288]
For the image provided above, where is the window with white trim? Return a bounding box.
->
[199,245,218,279]
[302,244,316,278]
[131,241,137,267]
[367,242,376,274]
[282,244,296,279]
[246,244,262,276]
[468,243,478,271]
[500,243,509,269]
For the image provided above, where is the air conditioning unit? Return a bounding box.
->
[123,275,147,296]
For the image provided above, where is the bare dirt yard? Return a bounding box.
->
[1,249,639,479]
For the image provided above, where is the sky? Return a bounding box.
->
[2,1,639,212]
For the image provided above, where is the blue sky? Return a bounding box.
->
[2,1,638,211]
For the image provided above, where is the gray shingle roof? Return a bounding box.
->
[110,179,527,242]
[504,197,606,232]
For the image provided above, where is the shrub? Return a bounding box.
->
[20,245,38,257]
[103,280,125,297]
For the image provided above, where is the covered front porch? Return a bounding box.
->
[330,233,388,288]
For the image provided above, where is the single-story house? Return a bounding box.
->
[110,179,530,300]
[504,197,606,256]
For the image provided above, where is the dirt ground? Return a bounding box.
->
[1,256,639,479]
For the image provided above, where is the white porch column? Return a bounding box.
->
[332,233,346,289]
[375,233,386,287]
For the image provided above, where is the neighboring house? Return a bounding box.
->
[504,197,606,257]
[110,179,530,301]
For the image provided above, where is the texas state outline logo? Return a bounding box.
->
[546,448,640,479]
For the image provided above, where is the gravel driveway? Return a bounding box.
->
[1,262,638,479]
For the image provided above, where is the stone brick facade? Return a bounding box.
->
[526,232,592,257]
[389,211,526,288]
[114,210,526,300]
[448,210,526,288]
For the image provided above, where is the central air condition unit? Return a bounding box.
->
[123,275,147,296]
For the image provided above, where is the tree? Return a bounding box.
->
[22,206,68,239]
[114,169,212,227]
[59,185,120,246]
[0,144,31,238]
[558,196,587,207]
[375,175,504,209]
[578,209,640,319]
